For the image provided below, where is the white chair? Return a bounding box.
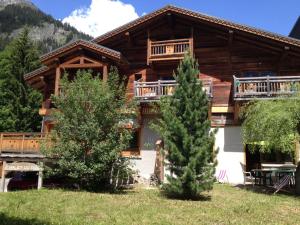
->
[240,163,254,186]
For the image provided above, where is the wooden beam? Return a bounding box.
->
[277,46,290,75]
[0,161,6,192]
[61,64,103,69]
[103,64,108,82]
[54,67,61,96]
[147,29,151,65]
[228,30,234,72]
[233,102,240,124]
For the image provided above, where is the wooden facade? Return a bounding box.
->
[21,5,300,156]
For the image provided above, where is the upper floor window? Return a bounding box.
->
[243,71,277,78]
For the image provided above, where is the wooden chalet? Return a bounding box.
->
[2,5,300,185]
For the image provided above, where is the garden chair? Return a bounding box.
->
[273,174,292,194]
[217,169,229,183]
[240,163,254,186]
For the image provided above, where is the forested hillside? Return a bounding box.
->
[0,1,92,54]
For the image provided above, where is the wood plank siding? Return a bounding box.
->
[23,5,300,130]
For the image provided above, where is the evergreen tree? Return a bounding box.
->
[0,28,42,132]
[153,53,217,199]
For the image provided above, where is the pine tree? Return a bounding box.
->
[153,53,217,199]
[0,28,42,132]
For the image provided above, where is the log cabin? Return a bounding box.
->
[2,5,300,184]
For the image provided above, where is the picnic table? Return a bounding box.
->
[251,168,296,186]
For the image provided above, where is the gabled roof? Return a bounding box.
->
[40,39,127,64]
[93,5,300,48]
[24,66,49,80]
[290,16,300,40]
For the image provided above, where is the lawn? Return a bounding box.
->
[0,184,300,225]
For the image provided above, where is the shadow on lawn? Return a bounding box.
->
[0,213,50,225]
[159,191,212,201]
[235,184,297,197]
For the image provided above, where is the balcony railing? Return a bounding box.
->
[0,133,46,155]
[134,79,213,102]
[233,75,300,100]
[148,38,193,63]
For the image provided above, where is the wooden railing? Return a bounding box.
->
[0,133,46,155]
[148,38,193,63]
[233,75,300,100]
[134,79,213,102]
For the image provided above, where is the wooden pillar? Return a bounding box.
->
[147,29,150,65]
[208,102,212,121]
[54,67,61,96]
[0,161,6,192]
[103,65,108,82]
[190,27,194,55]
[233,102,240,125]
[37,162,43,190]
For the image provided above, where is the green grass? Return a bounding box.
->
[0,184,300,225]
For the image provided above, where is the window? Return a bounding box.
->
[128,130,139,149]
[243,71,277,78]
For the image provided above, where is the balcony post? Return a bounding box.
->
[267,75,270,96]
[134,81,137,97]
[21,134,25,154]
[158,80,161,97]
[233,75,236,98]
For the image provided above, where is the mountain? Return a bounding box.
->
[0,0,92,54]
[0,0,35,9]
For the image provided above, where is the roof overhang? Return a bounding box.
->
[40,39,128,65]
[93,5,300,49]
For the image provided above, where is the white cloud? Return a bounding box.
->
[63,0,139,37]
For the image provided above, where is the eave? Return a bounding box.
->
[93,5,300,49]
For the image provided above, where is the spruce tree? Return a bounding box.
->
[153,53,217,199]
[0,28,42,132]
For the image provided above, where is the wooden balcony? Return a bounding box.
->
[147,38,193,63]
[0,133,46,155]
[234,75,300,100]
[134,79,213,102]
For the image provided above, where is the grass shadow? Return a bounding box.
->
[0,213,50,225]
[159,190,212,201]
[234,184,297,197]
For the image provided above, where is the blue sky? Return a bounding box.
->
[31,0,300,37]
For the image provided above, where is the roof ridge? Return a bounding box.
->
[92,4,300,48]
[40,39,122,62]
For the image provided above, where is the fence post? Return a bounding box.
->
[133,81,137,97]
[21,134,25,154]
[267,75,270,96]
[158,80,161,97]
[233,75,237,98]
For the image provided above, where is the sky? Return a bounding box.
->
[30,0,300,38]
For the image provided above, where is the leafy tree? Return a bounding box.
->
[0,28,42,132]
[152,53,217,199]
[45,69,136,190]
[241,97,300,155]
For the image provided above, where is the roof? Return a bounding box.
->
[290,16,300,40]
[24,66,49,80]
[40,39,125,63]
[93,5,300,48]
